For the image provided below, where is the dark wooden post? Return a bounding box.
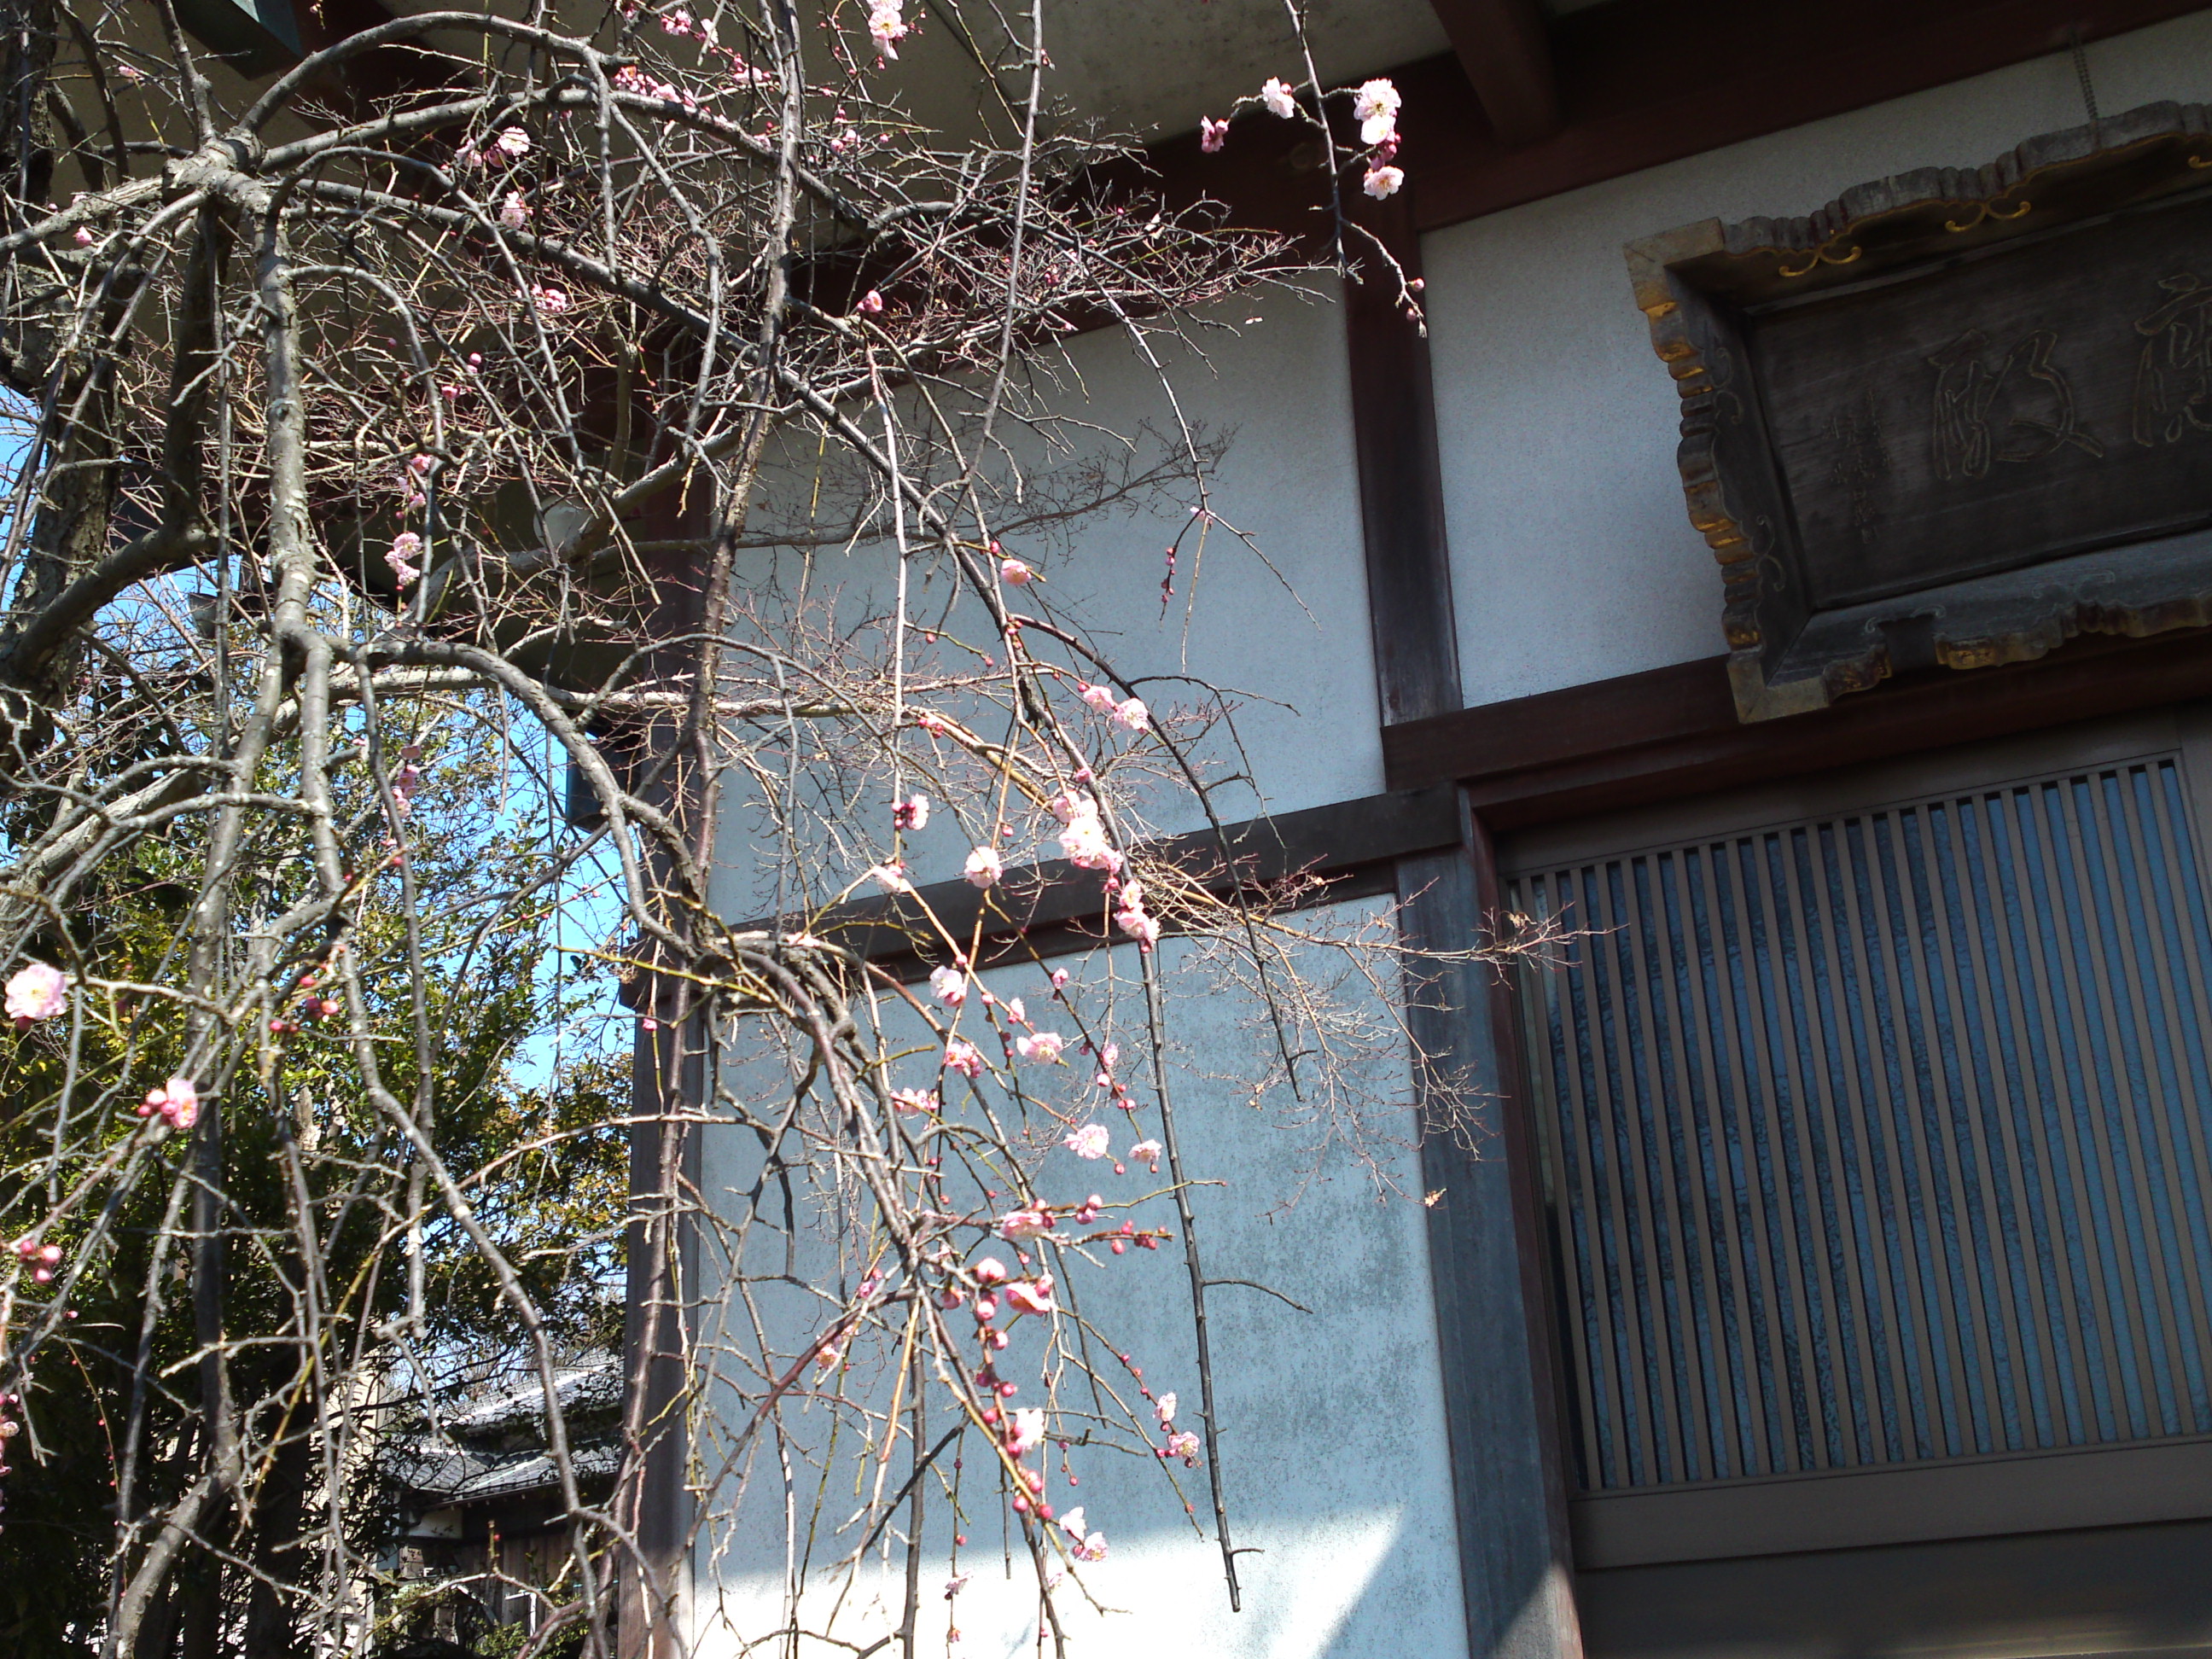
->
[1346,189,1584,1659]
[618,503,713,1659]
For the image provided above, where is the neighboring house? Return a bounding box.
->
[387,1358,621,1653]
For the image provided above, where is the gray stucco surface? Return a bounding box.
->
[691,906,1467,1659]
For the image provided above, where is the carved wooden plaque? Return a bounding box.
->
[1627,102,2212,721]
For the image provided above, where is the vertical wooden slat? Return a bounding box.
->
[1515,752,2212,1494]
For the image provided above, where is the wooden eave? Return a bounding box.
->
[1155,0,2212,237]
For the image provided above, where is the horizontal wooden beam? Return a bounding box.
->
[746,784,1463,969]
[1427,0,1561,146]
[1382,628,2212,828]
[1573,1433,2212,1569]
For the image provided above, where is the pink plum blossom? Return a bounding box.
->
[1200,116,1228,153]
[1261,76,1298,119]
[971,1256,1007,1285]
[890,1088,934,1114]
[1362,165,1405,201]
[1004,1406,1046,1455]
[1063,1122,1109,1159]
[1112,697,1149,731]
[1155,1391,1178,1424]
[1114,888,1160,948]
[859,288,885,315]
[498,191,528,230]
[387,532,423,586]
[944,1038,984,1079]
[137,1076,199,1131]
[492,126,532,161]
[1353,78,1401,145]
[929,964,967,1005]
[999,556,1035,585]
[5,962,67,1027]
[1078,682,1116,713]
[893,793,928,830]
[865,862,914,895]
[530,283,570,313]
[72,226,92,247]
[1016,1030,1065,1063]
[997,1206,1052,1240]
[1004,1275,1055,1317]
[1166,1429,1202,1464]
[1129,1138,1163,1172]
[962,846,1002,888]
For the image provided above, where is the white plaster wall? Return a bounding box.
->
[1424,11,2212,709]
[1004,279,1383,825]
[710,277,1382,921]
[690,903,1465,1659]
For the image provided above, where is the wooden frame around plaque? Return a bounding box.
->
[1627,101,2212,722]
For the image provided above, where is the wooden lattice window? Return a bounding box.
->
[1507,738,2212,1564]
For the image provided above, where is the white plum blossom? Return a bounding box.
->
[1057,800,1121,873]
[962,845,1003,888]
[928,964,967,1005]
[1260,76,1298,119]
[1059,1507,1109,1560]
[864,862,914,894]
[1353,78,1401,145]
[867,0,906,55]
[1016,1030,1066,1063]
[5,963,67,1026]
[1063,1122,1109,1159]
[1004,1406,1046,1455]
[1155,1391,1178,1425]
[1363,165,1405,200]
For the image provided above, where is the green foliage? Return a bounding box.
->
[0,689,628,1653]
